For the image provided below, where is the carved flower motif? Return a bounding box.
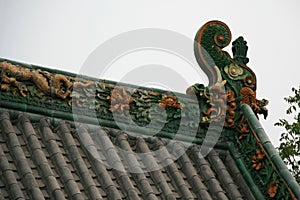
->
[224,63,243,79]
[268,181,279,198]
[251,150,265,170]
[158,95,182,109]
[238,123,249,139]
[107,86,134,113]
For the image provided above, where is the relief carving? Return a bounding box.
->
[0,61,94,100]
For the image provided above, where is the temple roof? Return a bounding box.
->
[0,20,299,199]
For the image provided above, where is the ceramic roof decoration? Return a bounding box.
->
[0,20,299,199]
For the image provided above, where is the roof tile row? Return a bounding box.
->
[0,110,254,199]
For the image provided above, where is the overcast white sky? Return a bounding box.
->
[0,1,299,147]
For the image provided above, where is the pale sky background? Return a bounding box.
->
[0,1,299,147]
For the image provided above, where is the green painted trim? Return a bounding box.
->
[228,143,265,200]
[240,104,300,199]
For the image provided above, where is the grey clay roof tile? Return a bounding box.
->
[0,110,256,199]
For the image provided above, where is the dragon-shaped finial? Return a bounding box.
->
[188,20,268,128]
